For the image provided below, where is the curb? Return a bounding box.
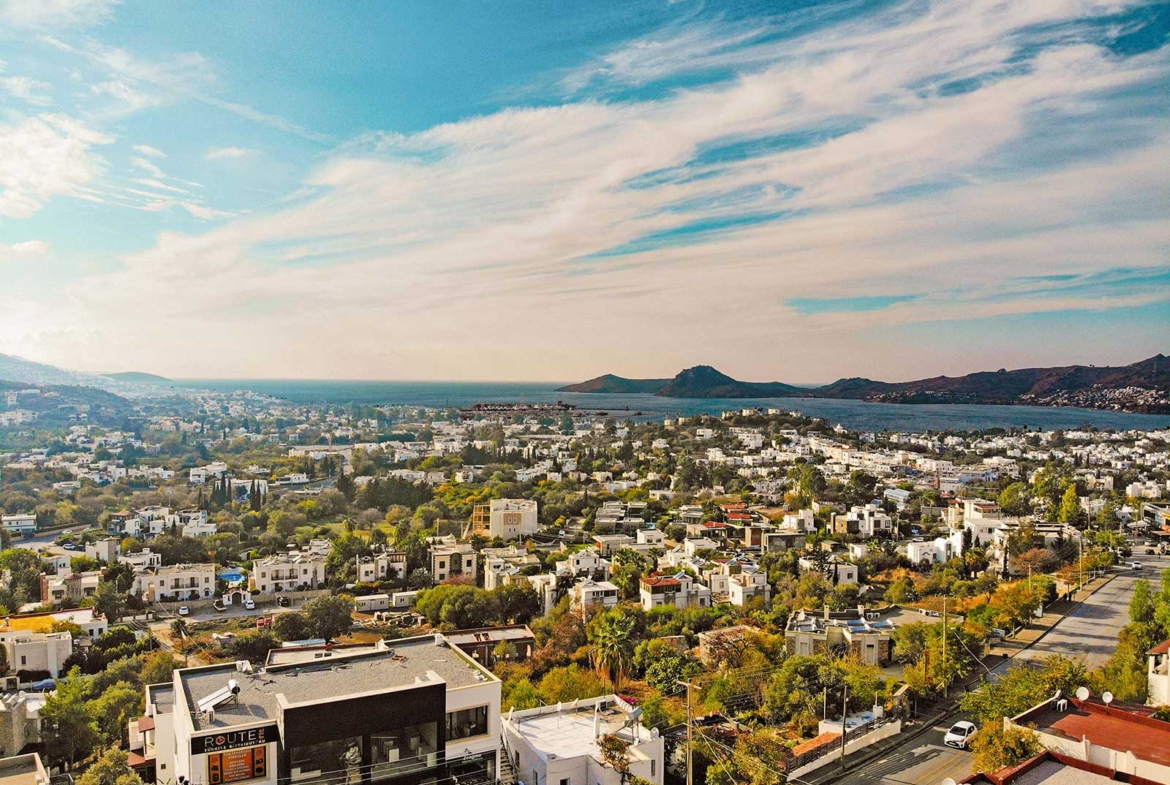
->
[801,570,1123,785]
[988,571,1119,665]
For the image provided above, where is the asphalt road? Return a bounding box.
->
[996,551,1170,673]
[820,716,975,785]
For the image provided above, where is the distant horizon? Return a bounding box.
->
[92,348,1161,391]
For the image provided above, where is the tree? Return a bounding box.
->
[78,747,145,785]
[1058,484,1081,525]
[997,483,1032,517]
[39,667,100,768]
[493,583,541,624]
[273,612,313,642]
[961,655,1087,725]
[705,727,789,785]
[88,681,143,745]
[226,631,282,664]
[971,725,1043,774]
[1130,578,1155,625]
[140,651,180,685]
[92,581,126,622]
[590,612,636,689]
[537,664,608,704]
[303,595,354,640]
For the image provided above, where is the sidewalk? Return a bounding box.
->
[985,571,1115,659]
[796,570,1120,785]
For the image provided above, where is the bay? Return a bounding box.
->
[175,379,1170,433]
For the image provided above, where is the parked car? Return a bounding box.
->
[277,596,290,607]
[178,605,190,616]
[944,721,978,749]
[244,598,256,610]
[1130,561,1143,570]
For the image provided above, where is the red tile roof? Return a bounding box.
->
[961,750,1165,785]
[1149,638,1170,655]
[1026,699,1170,767]
[789,732,839,757]
[136,716,155,731]
[641,576,682,588]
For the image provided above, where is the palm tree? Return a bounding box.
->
[590,613,635,690]
[170,618,189,640]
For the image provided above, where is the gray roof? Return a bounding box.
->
[180,636,495,730]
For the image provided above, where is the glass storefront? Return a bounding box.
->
[445,706,489,741]
[369,722,440,780]
[290,737,363,785]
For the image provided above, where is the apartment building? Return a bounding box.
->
[251,552,327,594]
[128,636,502,785]
[134,563,217,602]
[638,573,712,611]
[472,499,539,540]
[429,538,477,584]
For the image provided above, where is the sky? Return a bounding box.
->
[0,0,1168,384]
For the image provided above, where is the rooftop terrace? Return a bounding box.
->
[180,636,495,730]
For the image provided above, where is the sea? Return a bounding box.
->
[174,379,1170,433]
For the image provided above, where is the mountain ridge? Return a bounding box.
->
[557,355,1170,413]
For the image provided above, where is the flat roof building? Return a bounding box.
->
[129,635,502,785]
[502,695,663,785]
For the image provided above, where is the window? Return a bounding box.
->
[651,761,656,777]
[20,656,26,666]
[560,779,570,785]
[446,705,489,740]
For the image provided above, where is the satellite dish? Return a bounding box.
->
[1102,692,1114,705]
[1075,687,1090,701]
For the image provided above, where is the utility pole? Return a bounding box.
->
[942,595,948,698]
[1078,534,1084,593]
[839,682,849,768]
[684,680,695,785]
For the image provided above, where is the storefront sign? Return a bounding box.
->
[208,746,268,784]
[192,725,279,755]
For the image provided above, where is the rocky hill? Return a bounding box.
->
[558,355,1170,413]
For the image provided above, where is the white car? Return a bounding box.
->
[1130,561,1143,570]
[943,721,977,749]
[244,599,256,610]
[178,605,190,616]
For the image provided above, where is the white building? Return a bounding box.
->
[251,551,327,594]
[502,695,663,785]
[134,563,217,602]
[572,580,620,611]
[430,538,477,584]
[473,499,539,540]
[905,530,964,565]
[638,573,712,611]
[0,608,106,679]
[0,515,35,538]
[355,552,407,584]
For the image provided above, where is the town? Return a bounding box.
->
[0,387,1169,785]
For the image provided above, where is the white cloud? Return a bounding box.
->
[43,35,329,142]
[0,239,50,262]
[10,0,1170,380]
[89,78,164,114]
[205,146,255,161]
[0,74,53,106]
[132,144,166,158]
[0,113,112,218]
[129,155,165,178]
[0,0,118,30]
